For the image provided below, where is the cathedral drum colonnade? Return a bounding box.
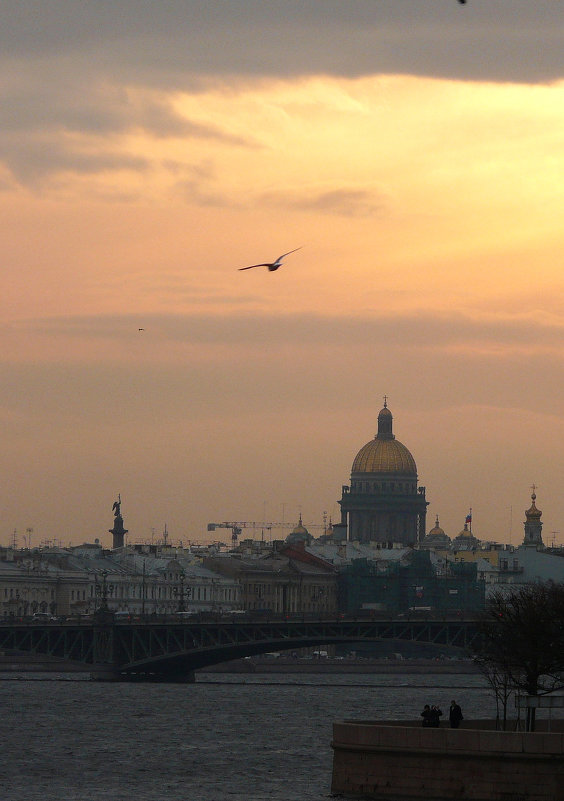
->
[339,402,428,546]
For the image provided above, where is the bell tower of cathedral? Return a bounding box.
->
[523,486,544,548]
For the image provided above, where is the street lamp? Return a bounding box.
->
[141,560,146,617]
[173,572,188,613]
[95,570,112,612]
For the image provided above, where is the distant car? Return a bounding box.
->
[114,611,132,622]
[31,612,56,623]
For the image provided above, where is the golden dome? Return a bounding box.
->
[351,403,417,475]
[421,515,451,548]
[352,438,417,474]
[526,492,542,520]
[285,514,312,544]
[291,517,309,536]
[428,516,446,539]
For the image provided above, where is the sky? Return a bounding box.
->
[2,0,564,549]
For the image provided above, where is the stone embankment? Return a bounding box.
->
[0,652,477,674]
[331,719,564,800]
[203,657,478,674]
[0,653,90,672]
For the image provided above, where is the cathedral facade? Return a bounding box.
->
[338,402,428,545]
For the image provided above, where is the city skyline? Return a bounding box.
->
[2,2,564,548]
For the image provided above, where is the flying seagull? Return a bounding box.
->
[238,247,302,272]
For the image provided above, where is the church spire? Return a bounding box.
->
[523,486,543,548]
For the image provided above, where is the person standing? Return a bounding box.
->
[421,704,433,727]
[449,700,463,728]
[430,705,443,727]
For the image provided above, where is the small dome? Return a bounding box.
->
[526,492,542,520]
[421,516,451,549]
[429,516,445,537]
[285,515,312,545]
[451,522,480,550]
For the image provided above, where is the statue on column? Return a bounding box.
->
[109,494,128,549]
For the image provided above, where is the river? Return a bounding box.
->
[0,671,494,800]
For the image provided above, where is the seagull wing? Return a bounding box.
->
[276,246,302,262]
[238,263,270,271]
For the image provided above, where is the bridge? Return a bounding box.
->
[0,615,480,681]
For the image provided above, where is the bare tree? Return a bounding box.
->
[473,582,564,731]
[473,654,514,730]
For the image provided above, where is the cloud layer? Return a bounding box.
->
[3,2,564,548]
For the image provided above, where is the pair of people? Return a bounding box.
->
[421,704,442,727]
[421,700,463,728]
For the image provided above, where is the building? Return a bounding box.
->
[338,401,428,545]
[0,542,240,618]
[204,543,337,616]
[522,489,544,548]
[337,549,485,615]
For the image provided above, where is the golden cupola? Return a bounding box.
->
[351,402,417,475]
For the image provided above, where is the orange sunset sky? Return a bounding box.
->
[2,1,564,548]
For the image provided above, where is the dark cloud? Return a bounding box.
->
[22,308,564,352]
[260,187,388,217]
[2,2,563,187]
[0,78,253,186]
[2,1,563,84]
[1,136,149,185]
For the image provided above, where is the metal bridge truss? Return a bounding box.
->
[0,618,478,679]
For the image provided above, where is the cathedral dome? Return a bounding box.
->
[351,403,417,475]
[285,515,312,545]
[451,522,480,550]
[421,516,451,549]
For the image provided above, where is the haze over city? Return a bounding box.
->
[2,1,564,549]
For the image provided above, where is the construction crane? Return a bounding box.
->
[207,521,284,545]
[207,518,329,546]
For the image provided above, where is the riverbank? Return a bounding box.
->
[202,657,479,674]
[0,653,479,674]
[0,653,90,672]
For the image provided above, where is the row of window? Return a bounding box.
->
[243,583,331,598]
[87,584,238,601]
[350,481,416,494]
[3,588,55,600]
[2,584,239,604]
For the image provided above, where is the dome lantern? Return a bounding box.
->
[376,400,394,440]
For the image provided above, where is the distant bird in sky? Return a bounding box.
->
[138,328,145,331]
[238,247,302,272]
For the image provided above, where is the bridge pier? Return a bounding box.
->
[90,667,124,682]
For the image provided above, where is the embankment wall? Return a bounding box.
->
[331,719,564,800]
